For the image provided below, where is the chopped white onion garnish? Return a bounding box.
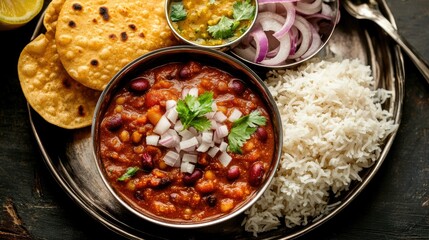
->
[197,142,211,152]
[210,119,218,130]
[159,136,175,148]
[174,120,183,132]
[211,102,218,111]
[153,115,171,135]
[214,111,227,123]
[182,153,198,163]
[201,131,213,143]
[154,91,243,171]
[188,127,198,135]
[216,125,229,139]
[188,87,199,97]
[218,152,232,167]
[219,141,228,152]
[181,161,195,174]
[166,108,179,123]
[208,146,220,158]
[178,129,194,140]
[163,151,180,167]
[181,88,189,99]
[146,135,159,146]
[180,137,199,150]
[228,108,243,122]
[166,100,177,110]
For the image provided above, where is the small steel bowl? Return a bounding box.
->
[230,0,340,69]
[165,0,258,51]
[91,46,282,228]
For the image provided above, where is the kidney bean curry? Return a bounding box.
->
[98,61,274,221]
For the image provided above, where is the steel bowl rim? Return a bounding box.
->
[91,45,283,229]
[164,0,259,51]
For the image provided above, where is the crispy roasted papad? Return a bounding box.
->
[18,32,101,129]
[55,0,178,90]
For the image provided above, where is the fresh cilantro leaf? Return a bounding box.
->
[177,92,214,131]
[190,117,212,131]
[207,1,255,40]
[233,1,256,21]
[207,16,235,39]
[228,110,266,154]
[117,166,139,181]
[170,2,187,22]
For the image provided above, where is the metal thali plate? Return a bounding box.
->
[28,0,404,239]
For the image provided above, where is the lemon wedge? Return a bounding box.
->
[0,0,43,30]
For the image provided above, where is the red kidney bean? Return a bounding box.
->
[179,67,191,79]
[183,168,203,186]
[248,162,265,187]
[155,177,171,189]
[129,77,150,93]
[230,79,246,95]
[226,165,240,181]
[134,190,144,201]
[141,152,154,172]
[179,61,201,79]
[104,114,122,131]
[205,194,217,207]
[256,127,268,142]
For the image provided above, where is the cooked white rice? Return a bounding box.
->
[243,58,398,235]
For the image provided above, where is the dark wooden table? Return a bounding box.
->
[1,0,428,239]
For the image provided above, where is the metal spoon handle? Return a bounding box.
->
[371,11,429,84]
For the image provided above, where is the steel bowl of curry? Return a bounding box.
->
[91,46,282,228]
[165,0,258,50]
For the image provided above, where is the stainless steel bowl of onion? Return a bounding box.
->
[230,0,340,68]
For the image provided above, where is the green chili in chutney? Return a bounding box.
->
[98,61,274,221]
[169,0,256,46]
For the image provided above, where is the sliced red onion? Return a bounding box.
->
[273,2,296,38]
[288,15,312,59]
[249,24,269,63]
[296,0,322,15]
[232,0,337,66]
[258,0,299,4]
[299,24,322,59]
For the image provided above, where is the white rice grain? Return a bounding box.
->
[243,58,398,236]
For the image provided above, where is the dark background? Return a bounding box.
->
[1,0,428,239]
